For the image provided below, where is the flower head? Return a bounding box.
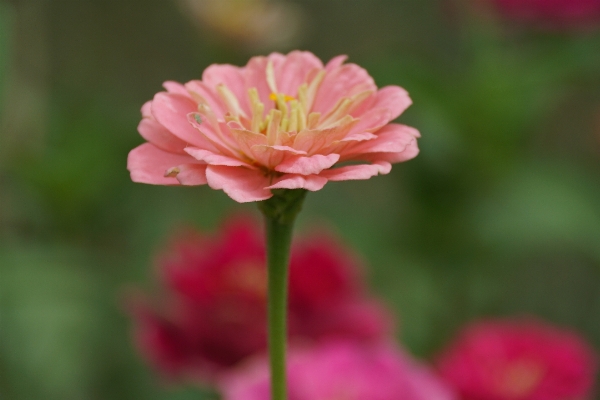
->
[219,341,457,400]
[127,51,419,202]
[437,318,597,400]
[126,216,394,381]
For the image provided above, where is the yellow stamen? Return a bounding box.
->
[296,102,307,132]
[259,110,272,132]
[269,92,295,102]
[287,100,299,132]
[266,60,278,94]
[307,112,320,129]
[280,117,289,132]
[217,83,246,118]
[266,109,282,146]
[297,82,308,114]
[275,93,289,121]
[248,88,265,132]
[320,97,353,127]
[305,70,326,112]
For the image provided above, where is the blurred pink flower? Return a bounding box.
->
[127,216,394,382]
[437,318,597,400]
[489,0,600,28]
[127,51,419,202]
[219,340,457,400]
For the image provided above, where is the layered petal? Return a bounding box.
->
[163,80,190,96]
[128,143,200,185]
[341,124,419,160]
[185,80,227,117]
[312,63,377,115]
[319,161,392,182]
[175,164,208,185]
[206,165,272,202]
[275,153,340,175]
[372,86,412,120]
[249,144,307,169]
[151,92,213,148]
[137,117,188,154]
[202,64,250,116]
[267,174,328,191]
[185,147,251,167]
[273,50,323,96]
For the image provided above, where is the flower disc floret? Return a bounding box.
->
[128,51,420,202]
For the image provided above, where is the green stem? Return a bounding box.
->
[265,216,293,400]
[258,189,307,400]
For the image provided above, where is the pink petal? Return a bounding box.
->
[205,166,272,203]
[366,138,420,164]
[175,164,208,185]
[318,162,392,181]
[348,108,394,136]
[293,119,359,154]
[184,147,250,167]
[137,116,188,154]
[141,101,153,118]
[275,51,324,96]
[249,145,307,169]
[275,153,340,175]
[325,55,348,72]
[312,64,377,114]
[342,124,419,158]
[151,92,212,148]
[163,81,190,96]
[244,56,273,105]
[184,80,227,117]
[127,143,197,185]
[340,132,378,142]
[371,86,412,120]
[229,127,268,159]
[202,64,250,116]
[187,113,238,156]
[267,174,328,191]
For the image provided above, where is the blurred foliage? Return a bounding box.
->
[1,0,600,399]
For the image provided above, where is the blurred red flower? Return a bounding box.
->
[437,318,597,400]
[489,0,600,28]
[126,216,394,382]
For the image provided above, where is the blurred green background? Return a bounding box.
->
[1,0,600,399]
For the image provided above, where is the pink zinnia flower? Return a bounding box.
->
[127,51,419,202]
[437,318,598,400]
[219,341,457,400]
[127,217,394,382]
[488,0,600,28]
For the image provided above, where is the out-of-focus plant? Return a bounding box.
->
[0,1,14,119]
[481,0,600,30]
[126,216,394,385]
[176,0,305,51]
